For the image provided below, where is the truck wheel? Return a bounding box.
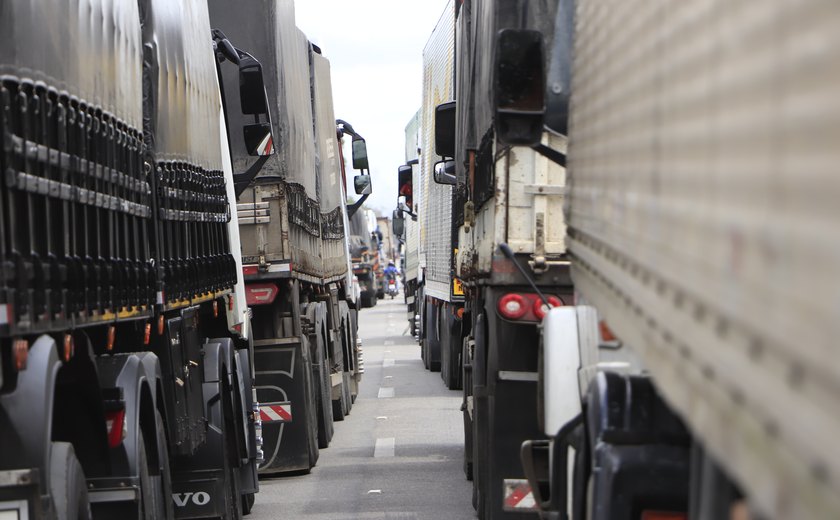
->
[49,442,91,520]
[316,355,334,448]
[151,411,173,519]
[137,430,155,519]
[222,388,244,520]
[332,381,347,421]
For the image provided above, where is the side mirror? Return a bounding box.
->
[239,54,270,116]
[494,29,546,146]
[354,174,372,195]
[434,101,456,158]
[352,137,369,170]
[433,160,456,185]
[397,164,413,208]
[392,209,405,237]
[244,123,274,156]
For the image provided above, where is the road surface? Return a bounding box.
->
[249,297,475,519]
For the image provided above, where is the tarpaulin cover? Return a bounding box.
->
[0,0,143,129]
[209,0,318,201]
[143,0,224,170]
[311,52,343,215]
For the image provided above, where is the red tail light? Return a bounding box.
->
[245,283,279,306]
[600,320,618,342]
[498,294,528,319]
[104,408,126,448]
[532,296,564,320]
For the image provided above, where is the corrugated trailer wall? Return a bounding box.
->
[311,50,347,283]
[420,0,455,301]
[567,2,840,519]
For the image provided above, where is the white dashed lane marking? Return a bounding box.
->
[383,359,395,368]
[378,387,395,398]
[374,437,395,458]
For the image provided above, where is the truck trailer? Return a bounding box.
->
[208,0,369,475]
[405,0,466,387]
[512,1,840,520]
[0,0,270,518]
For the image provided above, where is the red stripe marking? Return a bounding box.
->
[273,405,292,421]
[504,484,531,508]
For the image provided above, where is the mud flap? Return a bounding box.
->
[171,470,226,519]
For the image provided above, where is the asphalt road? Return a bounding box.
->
[249,297,475,520]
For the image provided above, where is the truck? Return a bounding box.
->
[349,208,379,309]
[208,0,369,475]
[397,0,466,388]
[397,111,421,337]
[438,1,840,519]
[0,0,269,518]
[425,0,575,517]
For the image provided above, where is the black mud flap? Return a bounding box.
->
[253,339,313,473]
[171,470,226,519]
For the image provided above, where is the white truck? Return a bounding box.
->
[397,0,467,388]
[509,1,840,520]
[397,111,422,338]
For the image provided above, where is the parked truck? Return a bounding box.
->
[349,208,379,309]
[427,0,574,517]
[435,1,840,519]
[0,0,270,518]
[397,111,421,338]
[398,0,466,388]
[208,0,368,475]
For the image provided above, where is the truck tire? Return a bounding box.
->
[49,442,91,520]
[316,355,334,448]
[151,411,174,520]
[222,386,244,520]
[137,430,159,520]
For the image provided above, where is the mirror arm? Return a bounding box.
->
[233,155,270,198]
[397,206,417,221]
[531,143,566,167]
[346,193,370,219]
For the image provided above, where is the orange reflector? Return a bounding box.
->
[106,325,116,351]
[213,300,219,318]
[144,322,152,345]
[641,512,687,520]
[228,295,234,310]
[63,334,73,362]
[455,307,465,319]
[158,314,165,335]
[13,339,28,371]
[599,320,618,342]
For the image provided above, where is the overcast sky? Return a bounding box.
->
[294,0,451,217]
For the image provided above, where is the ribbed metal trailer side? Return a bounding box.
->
[567,2,840,518]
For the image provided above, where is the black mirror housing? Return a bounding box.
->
[433,160,457,185]
[392,209,405,237]
[434,101,457,158]
[239,55,270,116]
[354,174,372,195]
[494,29,546,146]
[352,137,369,170]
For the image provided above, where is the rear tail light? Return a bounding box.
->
[497,293,568,322]
[245,283,280,306]
[104,408,127,448]
[641,512,686,520]
[498,294,528,319]
[532,296,564,320]
[455,307,465,319]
